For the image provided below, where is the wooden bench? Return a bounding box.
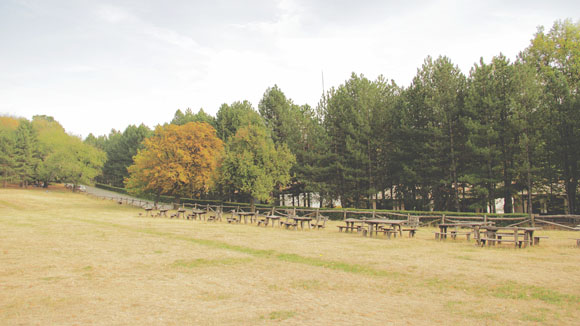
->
[434,232,471,240]
[282,221,297,229]
[379,228,398,239]
[256,216,268,226]
[479,238,524,248]
[337,225,358,232]
[206,213,220,222]
[533,236,548,245]
[402,228,418,238]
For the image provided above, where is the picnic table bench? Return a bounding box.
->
[337,218,364,233]
[435,222,492,241]
[476,226,540,248]
[188,209,206,220]
[237,212,256,224]
[282,216,312,230]
[363,219,406,237]
[206,208,222,222]
[434,230,471,240]
[402,227,418,238]
[175,208,186,219]
[226,210,240,223]
[257,215,281,227]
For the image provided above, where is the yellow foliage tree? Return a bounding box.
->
[125,122,223,201]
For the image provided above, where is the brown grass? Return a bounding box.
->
[1,188,579,325]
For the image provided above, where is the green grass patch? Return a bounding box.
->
[264,310,296,321]
[40,276,66,282]
[172,257,252,268]
[0,199,24,210]
[290,279,324,290]
[490,281,579,305]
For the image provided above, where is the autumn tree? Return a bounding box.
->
[125,122,224,202]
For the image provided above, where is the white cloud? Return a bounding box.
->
[96,4,135,24]
[1,0,579,137]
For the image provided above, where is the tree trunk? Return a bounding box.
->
[526,139,533,215]
[449,122,460,212]
[565,178,577,215]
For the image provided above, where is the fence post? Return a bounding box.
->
[343,209,347,221]
[442,214,446,224]
[484,214,487,224]
[530,213,535,227]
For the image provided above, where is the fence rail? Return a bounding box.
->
[84,192,580,230]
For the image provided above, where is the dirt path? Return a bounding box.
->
[83,185,171,209]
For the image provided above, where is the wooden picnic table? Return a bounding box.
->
[190,209,206,220]
[476,226,541,248]
[159,208,168,217]
[338,218,364,233]
[264,215,281,227]
[436,222,493,240]
[176,208,187,218]
[144,207,153,216]
[237,212,256,224]
[291,216,313,230]
[364,219,406,237]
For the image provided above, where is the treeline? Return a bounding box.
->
[2,20,579,214]
[0,115,105,188]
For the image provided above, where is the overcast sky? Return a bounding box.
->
[1,0,578,138]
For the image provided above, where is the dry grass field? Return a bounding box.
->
[1,188,579,325]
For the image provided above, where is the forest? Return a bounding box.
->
[1,20,579,214]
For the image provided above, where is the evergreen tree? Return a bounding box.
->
[0,128,16,187]
[171,108,217,128]
[13,120,41,187]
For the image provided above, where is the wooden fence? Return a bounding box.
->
[85,192,580,230]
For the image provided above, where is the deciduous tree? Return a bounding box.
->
[125,122,223,202]
[219,123,294,209]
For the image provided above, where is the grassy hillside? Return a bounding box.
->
[1,188,578,325]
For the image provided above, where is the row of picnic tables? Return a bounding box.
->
[145,207,546,247]
[144,206,324,230]
[232,212,323,230]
